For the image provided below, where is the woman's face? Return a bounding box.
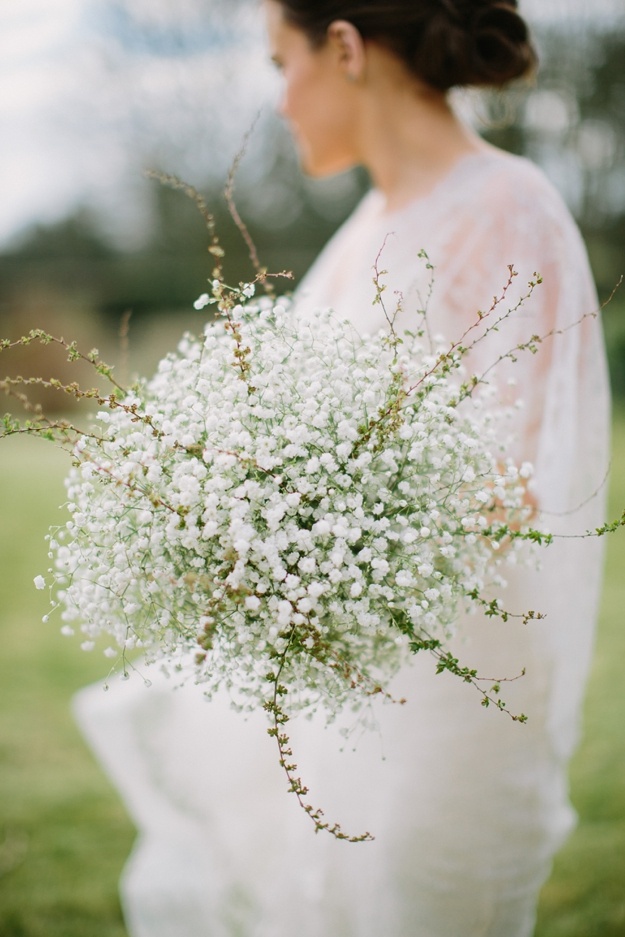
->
[263,0,360,177]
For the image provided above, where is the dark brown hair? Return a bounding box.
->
[275,0,537,92]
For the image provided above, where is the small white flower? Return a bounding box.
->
[34,575,46,590]
[312,519,331,537]
[193,293,211,310]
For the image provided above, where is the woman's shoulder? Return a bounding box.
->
[461,149,576,230]
[444,148,589,273]
[364,147,580,249]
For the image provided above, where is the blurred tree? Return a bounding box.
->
[1,11,623,390]
[480,23,625,393]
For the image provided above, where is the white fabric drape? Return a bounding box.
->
[74,149,610,937]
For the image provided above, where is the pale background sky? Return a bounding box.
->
[0,0,623,250]
[0,0,274,248]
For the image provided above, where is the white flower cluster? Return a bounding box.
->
[49,299,531,717]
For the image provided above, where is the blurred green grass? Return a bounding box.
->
[535,407,625,937]
[0,418,624,937]
[0,438,133,936]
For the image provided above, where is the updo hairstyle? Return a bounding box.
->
[275,0,537,92]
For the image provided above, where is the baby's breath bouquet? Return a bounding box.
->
[1,184,559,841]
[52,290,532,712]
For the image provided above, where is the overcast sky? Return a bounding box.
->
[0,0,623,250]
[0,0,274,248]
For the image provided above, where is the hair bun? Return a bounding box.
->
[277,0,537,93]
[468,3,536,86]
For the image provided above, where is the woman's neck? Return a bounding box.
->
[355,47,493,212]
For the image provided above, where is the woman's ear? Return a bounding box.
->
[326,20,366,82]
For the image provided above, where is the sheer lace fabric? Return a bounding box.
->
[74,150,610,937]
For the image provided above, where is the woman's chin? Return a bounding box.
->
[299,149,357,179]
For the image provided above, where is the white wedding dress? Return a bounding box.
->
[74,149,610,937]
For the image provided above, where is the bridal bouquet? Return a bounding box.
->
[1,210,547,840]
[48,287,532,714]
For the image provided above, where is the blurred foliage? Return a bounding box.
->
[0,25,623,401]
[483,25,625,394]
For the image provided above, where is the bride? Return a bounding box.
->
[75,2,610,935]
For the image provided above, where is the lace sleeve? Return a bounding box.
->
[421,161,607,510]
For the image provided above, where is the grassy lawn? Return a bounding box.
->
[0,439,133,937]
[1,419,624,937]
[535,407,625,937]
